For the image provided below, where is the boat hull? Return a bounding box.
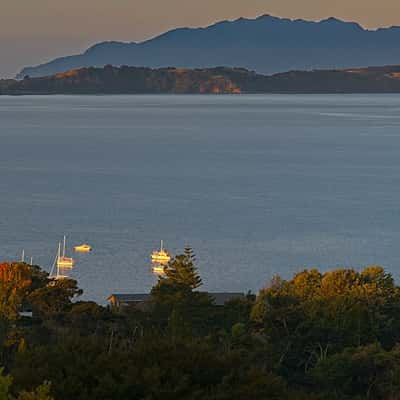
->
[57,257,74,269]
[74,245,92,252]
[152,265,166,275]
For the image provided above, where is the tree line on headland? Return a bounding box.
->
[0,247,399,399]
[3,64,400,94]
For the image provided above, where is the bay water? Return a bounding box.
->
[1,94,400,302]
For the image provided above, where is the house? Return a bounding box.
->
[19,302,33,318]
[108,294,151,311]
[19,310,33,318]
[107,292,245,310]
[208,292,245,306]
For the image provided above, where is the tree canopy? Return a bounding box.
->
[0,255,399,399]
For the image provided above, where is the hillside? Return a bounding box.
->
[1,66,247,94]
[4,65,400,94]
[16,15,400,79]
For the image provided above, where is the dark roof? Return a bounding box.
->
[208,292,245,306]
[108,292,245,306]
[108,294,151,303]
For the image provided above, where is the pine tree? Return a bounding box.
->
[164,247,202,289]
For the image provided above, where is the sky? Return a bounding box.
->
[1,0,400,78]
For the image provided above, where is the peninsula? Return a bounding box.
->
[3,64,400,94]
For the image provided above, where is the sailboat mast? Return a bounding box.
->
[63,236,66,258]
[57,242,61,278]
[161,240,163,251]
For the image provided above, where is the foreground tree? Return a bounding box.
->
[151,248,212,335]
[0,263,33,320]
[0,367,53,400]
[163,246,202,289]
[28,278,82,318]
[312,343,400,399]
[250,266,400,382]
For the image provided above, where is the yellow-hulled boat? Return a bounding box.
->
[74,244,92,252]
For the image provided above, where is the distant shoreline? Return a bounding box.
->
[3,92,400,96]
[3,65,400,95]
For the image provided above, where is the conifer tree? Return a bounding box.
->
[163,246,202,289]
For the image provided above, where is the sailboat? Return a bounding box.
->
[151,240,171,276]
[151,240,171,264]
[21,250,34,265]
[57,236,74,269]
[49,242,69,280]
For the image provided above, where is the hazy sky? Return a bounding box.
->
[1,0,400,77]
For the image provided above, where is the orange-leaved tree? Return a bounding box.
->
[0,263,33,320]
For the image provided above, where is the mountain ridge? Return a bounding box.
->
[16,15,400,79]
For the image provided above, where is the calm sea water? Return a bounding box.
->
[1,94,400,302]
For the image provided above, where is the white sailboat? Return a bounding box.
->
[151,240,171,264]
[57,236,74,269]
[21,250,34,265]
[151,240,171,276]
[50,242,70,280]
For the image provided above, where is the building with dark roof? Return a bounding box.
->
[108,294,151,309]
[208,292,245,306]
[108,292,245,309]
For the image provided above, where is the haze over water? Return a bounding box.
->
[1,94,400,302]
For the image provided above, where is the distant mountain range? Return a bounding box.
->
[16,15,400,79]
[4,64,400,95]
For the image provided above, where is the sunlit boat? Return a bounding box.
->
[57,236,74,269]
[54,272,69,280]
[74,244,92,252]
[152,265,166,275]
[151,240,171,276]
[57,257,74,268]
[49,241,72,282]
[151,240,171,264]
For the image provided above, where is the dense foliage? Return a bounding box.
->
[0,255,399,399]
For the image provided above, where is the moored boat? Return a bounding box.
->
[151,240,171,276]
[74,243,92,252]
[151,240,171,265]
[57,236,74,269]
[49,242,72,281]
[152,265,165,275]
